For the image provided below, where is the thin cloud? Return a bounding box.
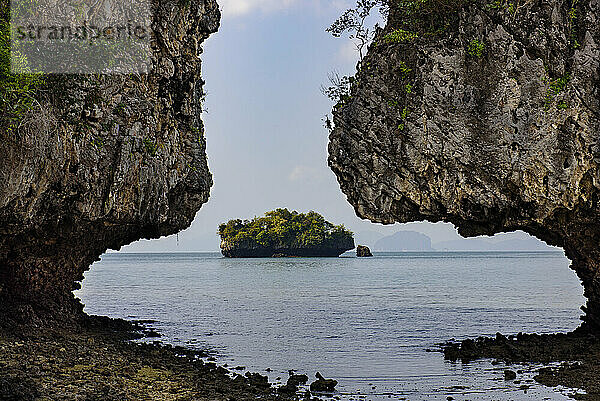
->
[219,0,298,17]
[337,40,360,64]
[288,165,322,182]
[219,0,353,18]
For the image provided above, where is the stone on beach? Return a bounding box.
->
[309,372,338,393]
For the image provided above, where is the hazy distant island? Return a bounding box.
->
[356,230,557,252]
[373,231,434,252]
[218,209,355,258]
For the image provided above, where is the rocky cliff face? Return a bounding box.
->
[220,238,356,258]
[0,0,220,325]
[329,0,600,328]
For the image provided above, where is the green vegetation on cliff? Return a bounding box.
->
[218,209,353,249]
[0,2,44,132]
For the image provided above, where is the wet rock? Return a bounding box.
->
[309,372,338,393]
[0,376,38,400]
[0,318,290,400]
[245,372,271,389]
[144,330,161,338]
[278,385,296,395]
[279,372,309,394]
[287,372,309,387]
[356,245,373,257]
[442,331,598,364]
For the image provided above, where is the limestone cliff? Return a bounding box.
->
[329,0,600,328]
[0,0,220,324]
[220,238,356,258]
[219,209,355,258]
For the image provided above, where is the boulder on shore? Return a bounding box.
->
[309,372,338,393]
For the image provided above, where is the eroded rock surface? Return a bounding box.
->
[0,0,220,324]
[329,0,600,328]
[220,238,355,258]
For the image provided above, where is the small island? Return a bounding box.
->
[218,209,355,258]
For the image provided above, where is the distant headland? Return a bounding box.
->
[218,209,355,258]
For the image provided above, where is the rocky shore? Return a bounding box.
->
[5,314,600,400]
[441,329,600,400]
[0,316,306,401]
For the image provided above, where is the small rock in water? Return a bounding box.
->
[504,370,517,380]
[287,372,309,387]
[356,245,373,257]
[309,372,338,393]
[279,372,309,394]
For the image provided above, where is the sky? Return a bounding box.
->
[121,0,537,252]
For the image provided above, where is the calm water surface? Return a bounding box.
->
[76,251,586,400]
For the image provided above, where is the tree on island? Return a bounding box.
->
[218,209,354,257]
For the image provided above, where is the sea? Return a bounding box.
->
[75,251,586,400]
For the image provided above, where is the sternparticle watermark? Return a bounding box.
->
[10,0,151,74]
[14,22,148,42]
